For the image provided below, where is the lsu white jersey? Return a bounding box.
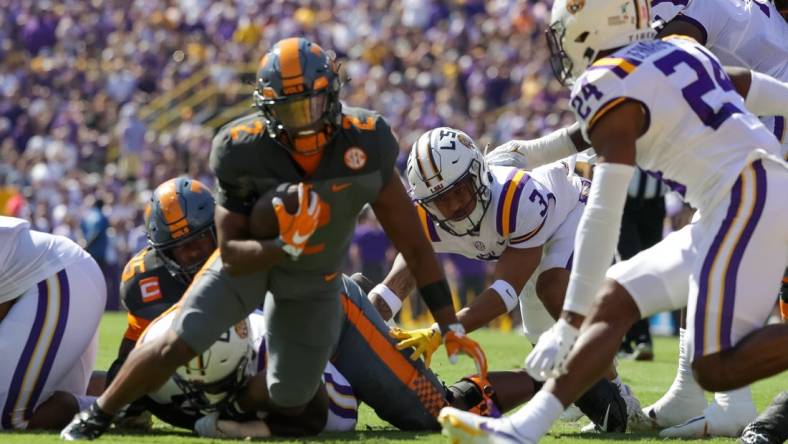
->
[570,36,783,212]
[0,216,90,304]
[651,0,788,150]
[418,162,588,260]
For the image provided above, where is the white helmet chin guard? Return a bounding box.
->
[547,0,656,85]
[406,127,491,236]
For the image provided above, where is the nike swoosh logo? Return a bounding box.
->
[332,182,352,192]
[292,231,310,244]
[600,404,611,431]
[324,272,338,282]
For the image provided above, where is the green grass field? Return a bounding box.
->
[6,312,786,443]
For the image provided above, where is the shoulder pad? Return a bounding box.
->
[216,113,268,146]
[340,107,381,132]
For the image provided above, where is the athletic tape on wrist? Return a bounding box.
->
[490,279,518,312]
[370,283,402,316]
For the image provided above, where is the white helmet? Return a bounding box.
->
[547,0,655,85]
[406,127,491,236]
[171,319,254,411]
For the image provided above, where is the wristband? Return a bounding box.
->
[440,322,465,337]
[490,279,519,312]
[419,280,454,314]
[370,283,403,316]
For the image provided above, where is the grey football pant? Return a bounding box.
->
[172,255,342,408]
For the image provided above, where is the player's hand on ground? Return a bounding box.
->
[390,324,441,367]
[443,324,488,382]
[273,182,321,258]
[525,318,579,381]
[196,412,273,439]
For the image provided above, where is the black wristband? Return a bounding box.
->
[418,280,454,314]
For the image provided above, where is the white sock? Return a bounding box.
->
[75,395,97,411]
[508,390,564,442]
[671,329,704,398]
[714,387,753,408]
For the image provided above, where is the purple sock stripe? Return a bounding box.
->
[719,161,767,349]
[324,372,355,397]
[328,400,358,420]
[2,280,50,429]
[565,252,574,270]
[496,169,518,236]
[507,174,529,234]
[694,175,743,359]
[24,269,70,420]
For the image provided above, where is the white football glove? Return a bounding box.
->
[525,319,580,381]
[195,412,226,438]
[484,141,531,169]
[195,412,272,439]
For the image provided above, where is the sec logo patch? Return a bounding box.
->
[344,147,367,170]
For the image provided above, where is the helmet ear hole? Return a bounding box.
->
[575,31,589,43]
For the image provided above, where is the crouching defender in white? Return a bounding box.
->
[0,216,105,430]
[372,127,648,432]
[439,0,788,442]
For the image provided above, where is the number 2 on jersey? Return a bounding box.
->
[653,49,742,130]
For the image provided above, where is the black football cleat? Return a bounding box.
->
[740,391,788,444]
[60,402,114,441]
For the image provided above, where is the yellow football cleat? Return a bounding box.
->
[438,407,527,444]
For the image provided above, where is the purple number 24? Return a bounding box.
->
[653,49,742,130]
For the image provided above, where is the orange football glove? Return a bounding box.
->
[443,324,488,383]
[272,183,321,259]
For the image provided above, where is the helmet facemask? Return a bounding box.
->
[154,225,217,285]
[546,21,576,87]
[172,353,250,412]
[253,38,343,157]
[415,159,491,237]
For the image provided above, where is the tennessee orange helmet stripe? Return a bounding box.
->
[278,38,304,92]
[157,180,190,238]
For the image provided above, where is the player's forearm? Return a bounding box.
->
[741,70,788,117]
[399,246,460,327]
[507,122,590,168]
[220,239,287,276]
[369,254,416,321]
[456,290,509,333]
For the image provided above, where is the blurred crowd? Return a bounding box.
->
[0,0,575,309]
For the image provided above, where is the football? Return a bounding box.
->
[249,184,299,239]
